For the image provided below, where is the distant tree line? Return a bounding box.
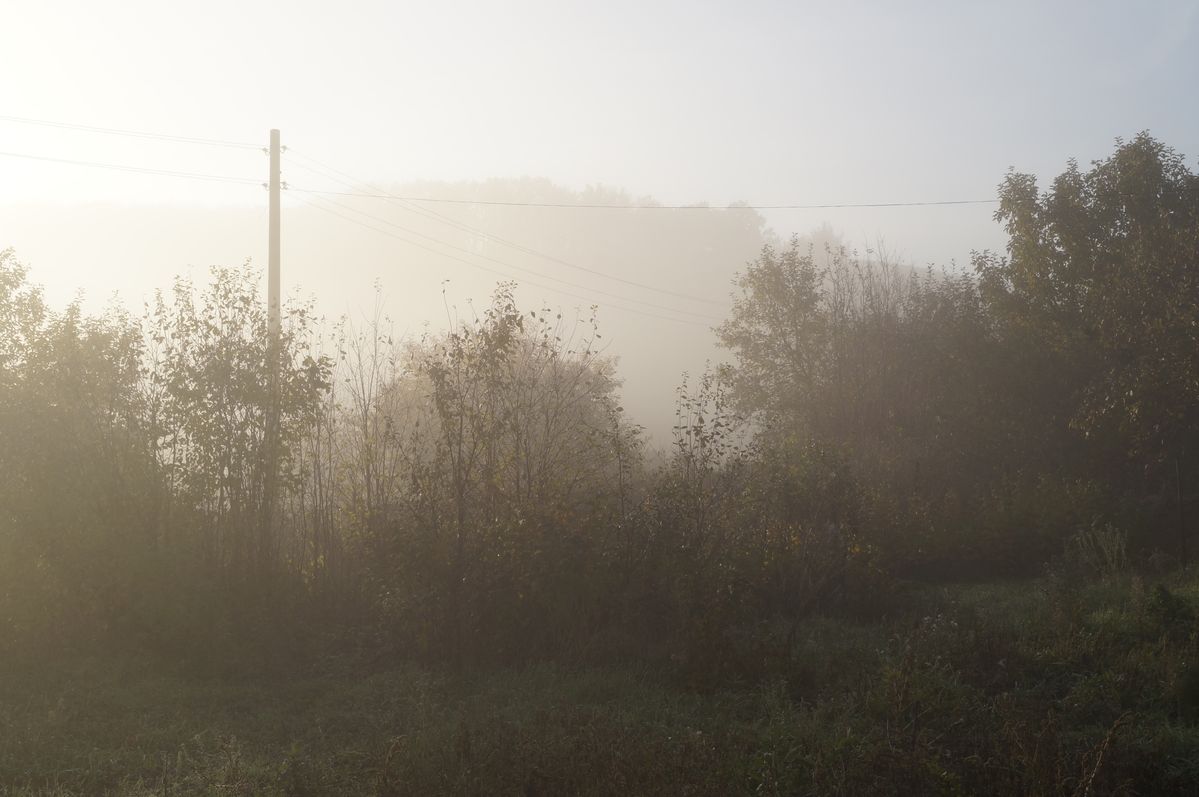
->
[1,133,1196,674]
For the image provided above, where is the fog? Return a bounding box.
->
[5,2,1199,793]
[5,1,1194,438]
[0,185,1001,441]
[4,185,764,441]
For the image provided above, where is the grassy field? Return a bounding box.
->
[4,572,1199,796]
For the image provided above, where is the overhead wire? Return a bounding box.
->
[283,155,723,321]
[0,114,1001,208]
[0,135,713,321]
[288,184,1000,211]
[0,150,262,185]
[285,149,728,307]
[304,191,723,322]
[295,194,711,327]
[0,114,260,150]
[0,114,1009,326]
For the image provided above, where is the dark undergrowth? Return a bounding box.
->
[4,569,1199,796]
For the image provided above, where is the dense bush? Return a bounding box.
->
[1,135,1197,680]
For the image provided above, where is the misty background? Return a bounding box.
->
[3,0,1197,440]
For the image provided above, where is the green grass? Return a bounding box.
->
[1,658,765,795]
[3,572,1199,795]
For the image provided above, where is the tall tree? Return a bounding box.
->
[146,265,331,583]
[974,134,1199,493]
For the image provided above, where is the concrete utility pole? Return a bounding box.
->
[261,128,281,576]
[268,128,281,341]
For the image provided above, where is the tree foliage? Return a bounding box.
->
[146,264,332,582]
[1,134,1197,677]
[976,133,1199,477]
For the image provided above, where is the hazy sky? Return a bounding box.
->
[2,0,1197,439]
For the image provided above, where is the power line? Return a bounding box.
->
[286,150,728,307]
[297,195,710,327]
[289,185,1000,211]
[300,194,713,326]
[0,114,1001,210]
[297,188,723,322]
[285,151,724,305]
[0,114,259,150]
[0,149,261,185]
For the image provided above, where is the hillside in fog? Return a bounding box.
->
[3,179,778,441]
